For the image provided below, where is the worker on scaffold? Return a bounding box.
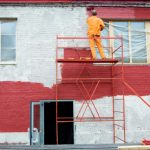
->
[87,9,106,60]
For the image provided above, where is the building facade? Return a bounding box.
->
[0,0,150,145]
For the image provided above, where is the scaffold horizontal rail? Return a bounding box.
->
[57,36,123,40]
[57,118,124,123]
[57,58,119,63]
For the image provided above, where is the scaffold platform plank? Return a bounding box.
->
[57,58,119,63]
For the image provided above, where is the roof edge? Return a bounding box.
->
[0,1,150,7]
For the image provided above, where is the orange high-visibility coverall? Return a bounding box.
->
[87,16,106,59]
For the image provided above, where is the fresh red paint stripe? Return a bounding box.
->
[87,7,150,20]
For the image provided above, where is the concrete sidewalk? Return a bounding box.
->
[0,144,118,150]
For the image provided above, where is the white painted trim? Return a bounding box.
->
[0,61,17,65]
[146,22,150,64]
[0,21,1,61]
[0,132,29,144]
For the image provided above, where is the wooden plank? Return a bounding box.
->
[118,145,150,150]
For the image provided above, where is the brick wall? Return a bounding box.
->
[0,5,150,144]
[0,65,150,132]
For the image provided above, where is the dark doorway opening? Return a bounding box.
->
[44,101,74,145]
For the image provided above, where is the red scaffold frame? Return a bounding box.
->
[55,36,126,144]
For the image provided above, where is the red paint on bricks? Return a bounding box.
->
[0,67,150,131]
[0,50,150,132]
[0,82,56,132]
[89,7,150,20]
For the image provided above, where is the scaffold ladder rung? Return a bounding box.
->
[114,111,123,113]
[114,124,124,128]
[114,98,123,101]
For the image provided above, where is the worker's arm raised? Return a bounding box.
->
[99,19,105,31]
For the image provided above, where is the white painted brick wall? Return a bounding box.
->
[0,6,87,87]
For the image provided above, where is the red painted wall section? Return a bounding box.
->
[0,82,56,132]
[88,7,150,20]
[0,62,150,131]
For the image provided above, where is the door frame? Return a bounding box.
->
[30,101,40,145]
[30,100,74,145]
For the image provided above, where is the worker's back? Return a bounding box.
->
[87,16,104,36]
